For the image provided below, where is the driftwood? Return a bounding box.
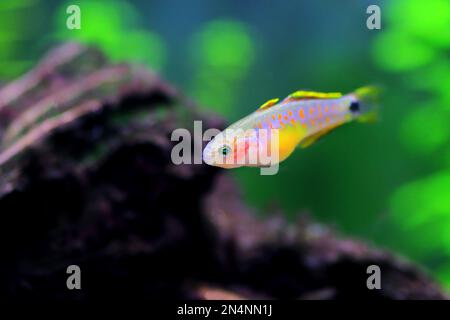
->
[0,43,446,300]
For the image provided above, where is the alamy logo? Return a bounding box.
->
[66,5,81,30]
[366,264,381,290]
[66,265,81,290]
[366,5,381,30]
[170,121,280,175]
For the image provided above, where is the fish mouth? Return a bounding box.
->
[202,144,215,166]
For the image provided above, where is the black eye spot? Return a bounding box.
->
[220,145,231,156]
[349,101,360,113]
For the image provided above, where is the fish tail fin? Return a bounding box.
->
[353,85,382,123]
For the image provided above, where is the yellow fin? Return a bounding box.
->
[357,110,378,123]
[298,121,345,148]
[299,131,329,148]
[353,85,382,123]
[257,98,279,111]
[286,90,342,102]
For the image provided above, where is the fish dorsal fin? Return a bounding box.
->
[257,98,280,111]
[283,90,342,103]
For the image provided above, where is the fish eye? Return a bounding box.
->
[219,145,231,156]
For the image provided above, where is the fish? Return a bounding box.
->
[203,86,380,169]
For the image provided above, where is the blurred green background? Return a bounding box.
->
[2,0,450,289]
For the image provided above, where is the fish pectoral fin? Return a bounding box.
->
[283,90,342,103]
[298,122,344,148]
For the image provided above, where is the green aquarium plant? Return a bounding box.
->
[54,0,166,71]
[373,0,450,288]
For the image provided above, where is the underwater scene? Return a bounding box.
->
[0,0,449,304]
